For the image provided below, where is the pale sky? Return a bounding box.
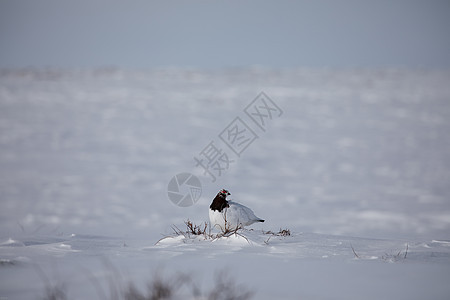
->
[1,0,449,69]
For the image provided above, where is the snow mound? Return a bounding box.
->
[0,238,25,247]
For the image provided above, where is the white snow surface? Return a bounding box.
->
[1,68,450,299]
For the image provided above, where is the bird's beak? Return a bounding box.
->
[228,192,231,195]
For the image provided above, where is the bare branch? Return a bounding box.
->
[351,244,360,259]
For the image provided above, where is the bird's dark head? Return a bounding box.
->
[210,189,230,212]
[218,189,231,197]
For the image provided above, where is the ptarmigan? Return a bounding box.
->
[209,189,264,232]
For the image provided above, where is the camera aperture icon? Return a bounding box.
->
[167,173,202,207]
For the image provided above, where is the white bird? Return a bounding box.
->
[209,189,264,232]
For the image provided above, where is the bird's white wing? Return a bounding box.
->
[227,201,261,226]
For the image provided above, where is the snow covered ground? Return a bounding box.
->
[1,68,450,299]
[1,230,450,299]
